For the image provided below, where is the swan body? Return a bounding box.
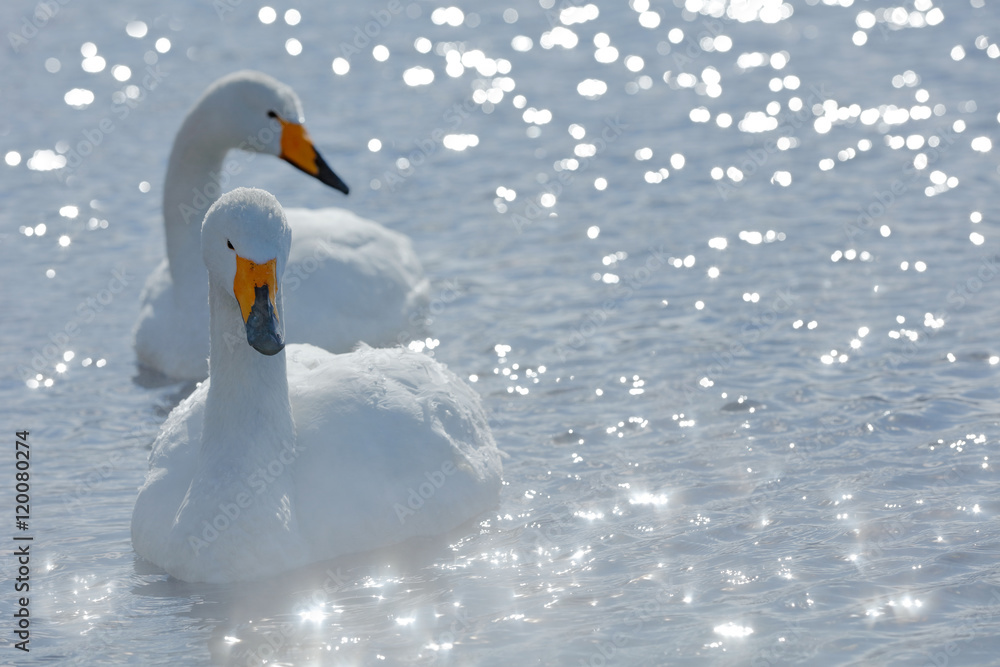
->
[134,70,429,381]
[131,188,501,583]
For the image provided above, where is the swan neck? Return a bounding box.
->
[162,114,231,296]
[203,278,294,466]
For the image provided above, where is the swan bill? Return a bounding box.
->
[234,255,284,355]
[269,111,350,195]
[246,285,284,355]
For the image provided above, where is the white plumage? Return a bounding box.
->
[134,71,429,380]
[131,188,501,583]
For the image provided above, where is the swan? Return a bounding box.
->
[131,188,501,583]
[134,70,429,381]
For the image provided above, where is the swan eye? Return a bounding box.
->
[227,240,234,250]
[267,110,278,119]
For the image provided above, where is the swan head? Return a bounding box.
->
[202,187,291,356]
[198,70,349,194]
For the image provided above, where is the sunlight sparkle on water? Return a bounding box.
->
[511,35,533,52]
[443,134,479,151]
[577,79,607,99]
[25,148,66,171]
[112,64,131,82]
[630,492,668,506]
[560,3,598,24]
[595,43,618,63]
[403,66,434,86]
[971,137,992,152]
[9,4,1000,663]
[771,171,792,186]
[714,622,753,638]
[431,7,464,27]
[125,21,147,38]
[299,607,326,623]
[82,54,105,73]
[332,58,350,75]
[258,6,276,23]
[65,88,95,108]
[540,26,578,49]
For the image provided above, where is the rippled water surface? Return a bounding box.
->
[2,1,1000,665]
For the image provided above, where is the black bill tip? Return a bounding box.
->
[314,150,350,195]
[245,284,284,356]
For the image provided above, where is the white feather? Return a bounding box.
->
[134,71,429,380]
[131,188,500,583]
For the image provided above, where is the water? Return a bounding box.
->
[2,0,1000,664]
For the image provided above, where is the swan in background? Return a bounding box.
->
[134,70,429,381]
[131,188,501,583]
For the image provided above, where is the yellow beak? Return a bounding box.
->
[269,111,350,194]
[233,254,284,356]
[234,255,277,323]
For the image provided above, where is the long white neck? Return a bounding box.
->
[202,277,295,472]
[162,112,233,303]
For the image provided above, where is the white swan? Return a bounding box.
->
[134,70,429,381]
[131,188,501,583]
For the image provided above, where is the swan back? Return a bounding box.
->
[134,189,501,583]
